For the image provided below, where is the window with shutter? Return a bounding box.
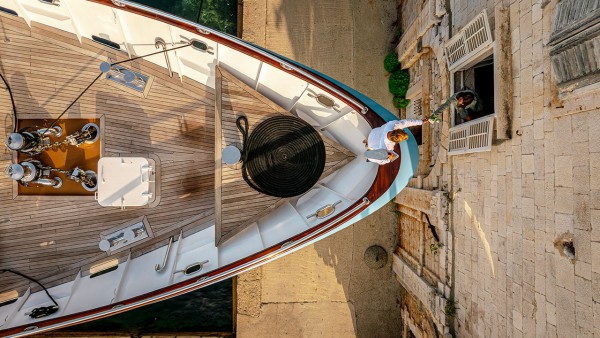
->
[444,10,493,71]
[549,0,600,88]
[448,115,494,155]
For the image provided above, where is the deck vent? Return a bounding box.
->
[89,258,119,278]
[0,6,18,16]
[92,35,121,50]
[448,115,494,155]
[100,62,150,93]
[0,290,18,308]
[444,10,493,71]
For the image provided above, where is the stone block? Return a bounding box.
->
[590,153,600,190]
[576,302,594,337]
[575,275,593,306]
[591,210,600,242]
[594,272,600,304]
[554,188,574,215]
[535,273,546,295]
[573,194,591,231]
[535,292,547,336]
[571,113,589,144]
[555,287,576,337]
[535,230,546,255]
[573,164,590,196]
[520,66,533,105]
[591,190,600,210]
[523,173,535,198]
[522,125,535,155]
[522,197,535,219]
[535,179,545,207]
[555,116,573,156]
[533,119,544,140]
[546,301,557,325]
[532,40,544,76]
[513,309,523,331]
[555,156,573,188]
[590,121,600,153]
[574,228,592,264]
[575,261,592,281]
[523,259,536,287]
[545,132,555,173]
[554,212,574,234]
[592,243,600,274]
[511,27,521,53]
[555,256,575,292]
[520,37,533,72]
[522,154,535,174]
[594,291,600,331]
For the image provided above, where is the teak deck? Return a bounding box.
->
[0,12,356,294]
[0,13,216,293]
[214,67,355,245]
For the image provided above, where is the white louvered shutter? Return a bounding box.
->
[449,115,494,155]
[444,10,493,71]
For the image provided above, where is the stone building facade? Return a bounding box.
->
[394,0,600,337]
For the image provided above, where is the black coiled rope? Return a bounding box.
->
[235,115,325,198]
[0,72,17,132]
[1,269,59,318]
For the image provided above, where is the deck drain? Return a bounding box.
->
[364,245,388,269]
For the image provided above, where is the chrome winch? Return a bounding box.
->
[5,160,98,191]
[5,123,99,155]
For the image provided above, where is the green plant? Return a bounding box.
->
[384,52,400,73]
[445,299,457,317]
[393,96,410,109]
[388,70,410,96]
[430,242,444,255]
[395,28,403,40]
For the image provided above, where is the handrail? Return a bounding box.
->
[154,236,173,272]
[155,38,173,77]
[100,0,368,114]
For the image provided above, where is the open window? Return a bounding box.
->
[444,10,496,155]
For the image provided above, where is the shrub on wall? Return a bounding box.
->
[388,70,410,97]
[384,52,400,73]
[393,96,411,109]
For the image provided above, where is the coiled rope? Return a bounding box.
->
[236,115,325,198]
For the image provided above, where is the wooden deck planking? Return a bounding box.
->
[0,14,216,293]
[213,67,356,244]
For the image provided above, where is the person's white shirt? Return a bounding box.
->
[365,119,423,164]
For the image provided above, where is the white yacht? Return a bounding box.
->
[0,1,418,336]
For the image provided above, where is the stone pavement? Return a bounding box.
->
[393,0,600,337]
[237,2,405,337]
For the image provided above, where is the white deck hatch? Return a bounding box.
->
[97,157,155,207]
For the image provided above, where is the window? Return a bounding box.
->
[444,10,496,155]
[549,0,600,89]
[452,55,495,126]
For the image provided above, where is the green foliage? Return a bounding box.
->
[384,52,400,73]
[430,242,444,255]
[388,70,410,97]
[445,299,457,317]
[134,0,238,36]
[393,96,410,109]
[395,28,403,40]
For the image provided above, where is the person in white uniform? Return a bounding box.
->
[364,118,426,165]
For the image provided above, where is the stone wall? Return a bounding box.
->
[396,0,600,336]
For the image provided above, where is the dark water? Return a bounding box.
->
[132,0,238,36]
[59,279,233,335]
